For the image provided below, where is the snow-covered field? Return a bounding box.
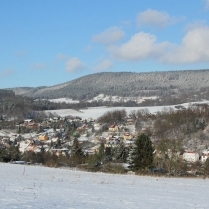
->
[48,95,158,104]
[49,98,79,104]
[0,163,209,209]
[45,101,209,119]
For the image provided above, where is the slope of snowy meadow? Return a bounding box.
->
[1,163,209,209]
[45,101,209,119]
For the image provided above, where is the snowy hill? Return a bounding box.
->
[0,163,209,209]
[9,70,209,100]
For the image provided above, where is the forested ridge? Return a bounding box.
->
[9,70,209,100]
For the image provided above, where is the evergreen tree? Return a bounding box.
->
[71,138,85,165]
[127,145,136,169]
[113,143,127,162]
[105,146,112,161]
[71,138,83,157]
[129,134,154,171]
[98,142,105,160]
[204,158,209,176]
[55,138,61,148]
[87,143,105,169]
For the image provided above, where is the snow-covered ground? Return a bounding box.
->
[49,98,80,104]
[48,95,158,104]
[87,94,158,104]
[0,163,209,209]
[45,101,209,119]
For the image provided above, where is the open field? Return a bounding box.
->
[0,163,209,209]
[45,101,209,119]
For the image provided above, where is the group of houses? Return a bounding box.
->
[0,116,136,158]
[155,148,209,164]
[183,150,209,163]
[1,115,209,166]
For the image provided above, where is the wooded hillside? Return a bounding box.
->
[9,70,209,100]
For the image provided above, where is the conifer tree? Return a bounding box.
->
[113,142,127,162]
[71,138,83,157]
[97,142,105,163]
[71,138,85,165]
[129,134,154,171]
[105,146,112,161]
[204,158,209,176]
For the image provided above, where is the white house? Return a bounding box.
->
[183,152,199,162]
[93,123,101,131]
[201,150,209,163]
[19,140,31,153]
[201,153,209,163]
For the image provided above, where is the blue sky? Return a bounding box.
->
[1,0,209,88]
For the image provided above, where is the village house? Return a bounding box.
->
[126,118,134,124]
[38,133,49,141]
[51,137,59,143]
[19,139,33,153]
[19,119,39,129]
[76,124,87,131]
[51,148,69,156]
[125,139,134,147]
[201,149,209,163]
[93,137,100,143]
[28,122,38,129]
[84,144,100,155]
[104,135,122,148]
[93,123,101,131]
[108,125,118,132]
[183,152,199,162]
[123,132,132,140]
[24,119,34,125]
[201,153,209,163]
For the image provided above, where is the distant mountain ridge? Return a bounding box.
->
[8,70,209,100]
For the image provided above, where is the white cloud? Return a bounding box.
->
[205,0,209,9]
[185,21,207,31]
[56,54,68,61]
[93,27,125,45]
[93,59,113,71]
[30,63,47,70]
[65,57,85,72]
[137,9,178,28]
[15,51,27,58]
[161,25,209,63]
[111,32,170,61]
[110,25,209,64]
[0,69,15,77]
[85,45,92,52]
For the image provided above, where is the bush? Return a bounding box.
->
[101,163,126,174]
[0,145,20,162]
